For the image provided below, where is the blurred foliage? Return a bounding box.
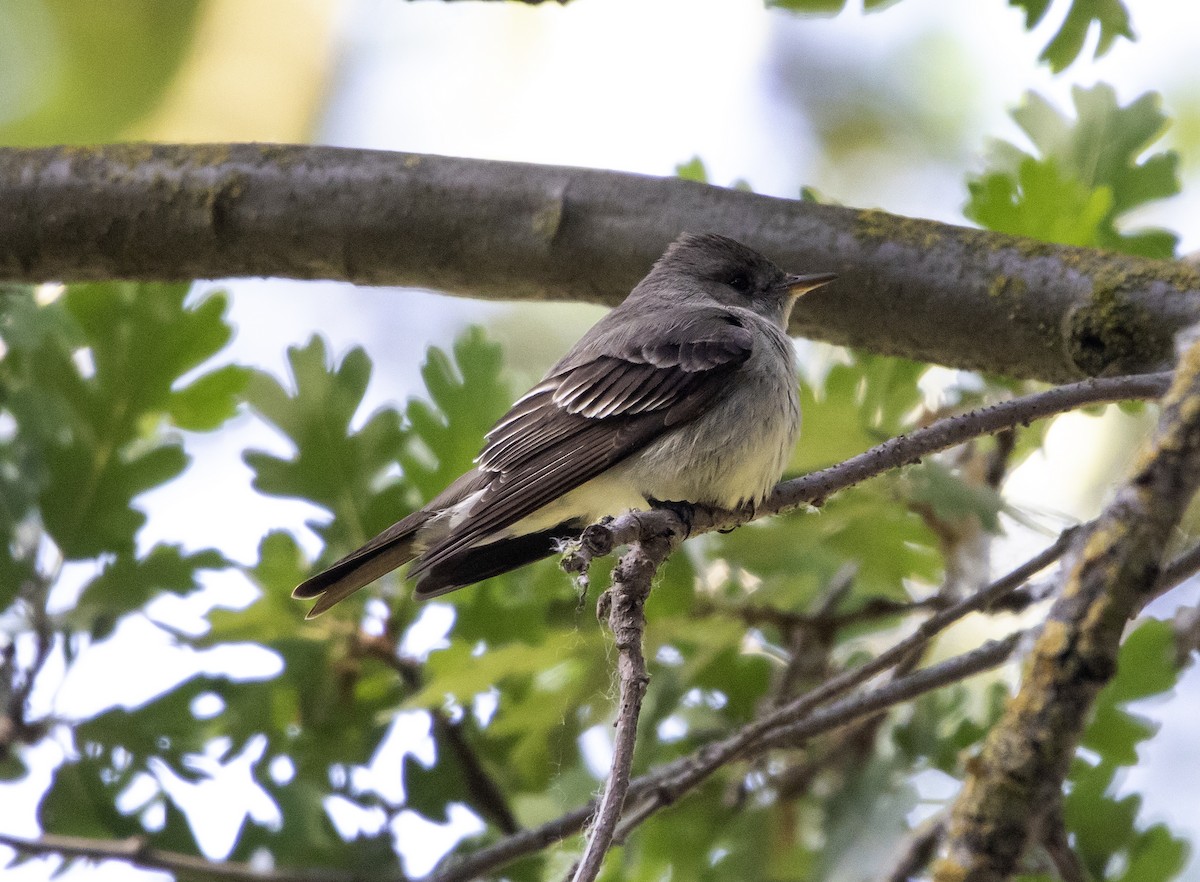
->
[770,0,909,14]
[2,282,1188,879]
[1062,621,1189,882]
[772,0,1134,73]
[1008,0,1134,73]
[967,84,1180,258]
[0,0,201,145]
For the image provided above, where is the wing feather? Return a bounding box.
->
[413,309,754,577]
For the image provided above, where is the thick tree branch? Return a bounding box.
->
[3,144,1198,381]
[935,339,1200,882]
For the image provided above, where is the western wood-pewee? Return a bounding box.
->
[294,233,835,617]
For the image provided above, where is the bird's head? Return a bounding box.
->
[643,232,836,328]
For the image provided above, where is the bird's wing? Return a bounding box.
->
[410,309,754,578]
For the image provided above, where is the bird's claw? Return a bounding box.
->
[647,497,695,538]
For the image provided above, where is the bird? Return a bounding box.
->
[293,232,836,618]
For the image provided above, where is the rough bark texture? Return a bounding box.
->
[934,339,1200,882]
[2,144,1198,382]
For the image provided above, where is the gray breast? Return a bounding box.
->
[626,318,800,508]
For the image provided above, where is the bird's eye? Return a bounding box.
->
[727,273,751,294]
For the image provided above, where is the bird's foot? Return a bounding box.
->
[718,499,756,533]
[647,497,695,538]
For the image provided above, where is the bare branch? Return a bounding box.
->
[887,816,946,882]
[935,340,1200,882]
[569,372,1170,556]
[767,372,1171,516]
[1039,799,1087,882]
[1,569,56,755]
[3,145,1198,381]
[430,630,1027,882]
[566,372,1166,566]
[0,832,355,882]
[434,532,1074,882]
[570,531,673,882]
[1149,541,1200,607]
[696,593,948,635]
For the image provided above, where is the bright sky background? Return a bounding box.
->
[5,0,1200,878]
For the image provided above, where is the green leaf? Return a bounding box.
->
[818,757,919,882]
[675,156,709,183]
[1008,0,1134,72]
[39,755,144,840]
[767,0,849,13]
[792,353,926,473]
[1064,620,1188,880]
[243,336,408,558]
[19,283,243,558]
[893,681,1009,772]
[41,441,187,558]
[65,284,238,419]
[966,159,1113,247]
[243,328,513,621]
[409,631,596,709]
[769,0,899,12]
[1009,0,1053,28]
[70,545,227,633]
[169,363,251,431]
[905,461,1004,533]
[398,328,511,502]
[710,481,941,606]
[0,750,27,782]
[967,85,1179,258]
[1040,0,1134,73]
[1117,824,1188,882]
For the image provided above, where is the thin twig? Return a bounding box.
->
[356,633,521,835]
[696,594,949,635]
[0,832,357,882]
[760,634,1021,751]
[570,531,673,882]
[887,815,947,882]
[432,532,1076,882]
[429,630,1024,882]
[571,371,1171,557]
[1147,541,1200,607]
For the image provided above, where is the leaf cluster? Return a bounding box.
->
[966,84,1180,258]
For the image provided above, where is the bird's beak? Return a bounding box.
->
[781,272,838,296]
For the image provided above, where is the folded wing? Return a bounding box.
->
[409,309,754,592]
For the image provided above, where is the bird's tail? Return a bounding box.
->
[292,512,427,619]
